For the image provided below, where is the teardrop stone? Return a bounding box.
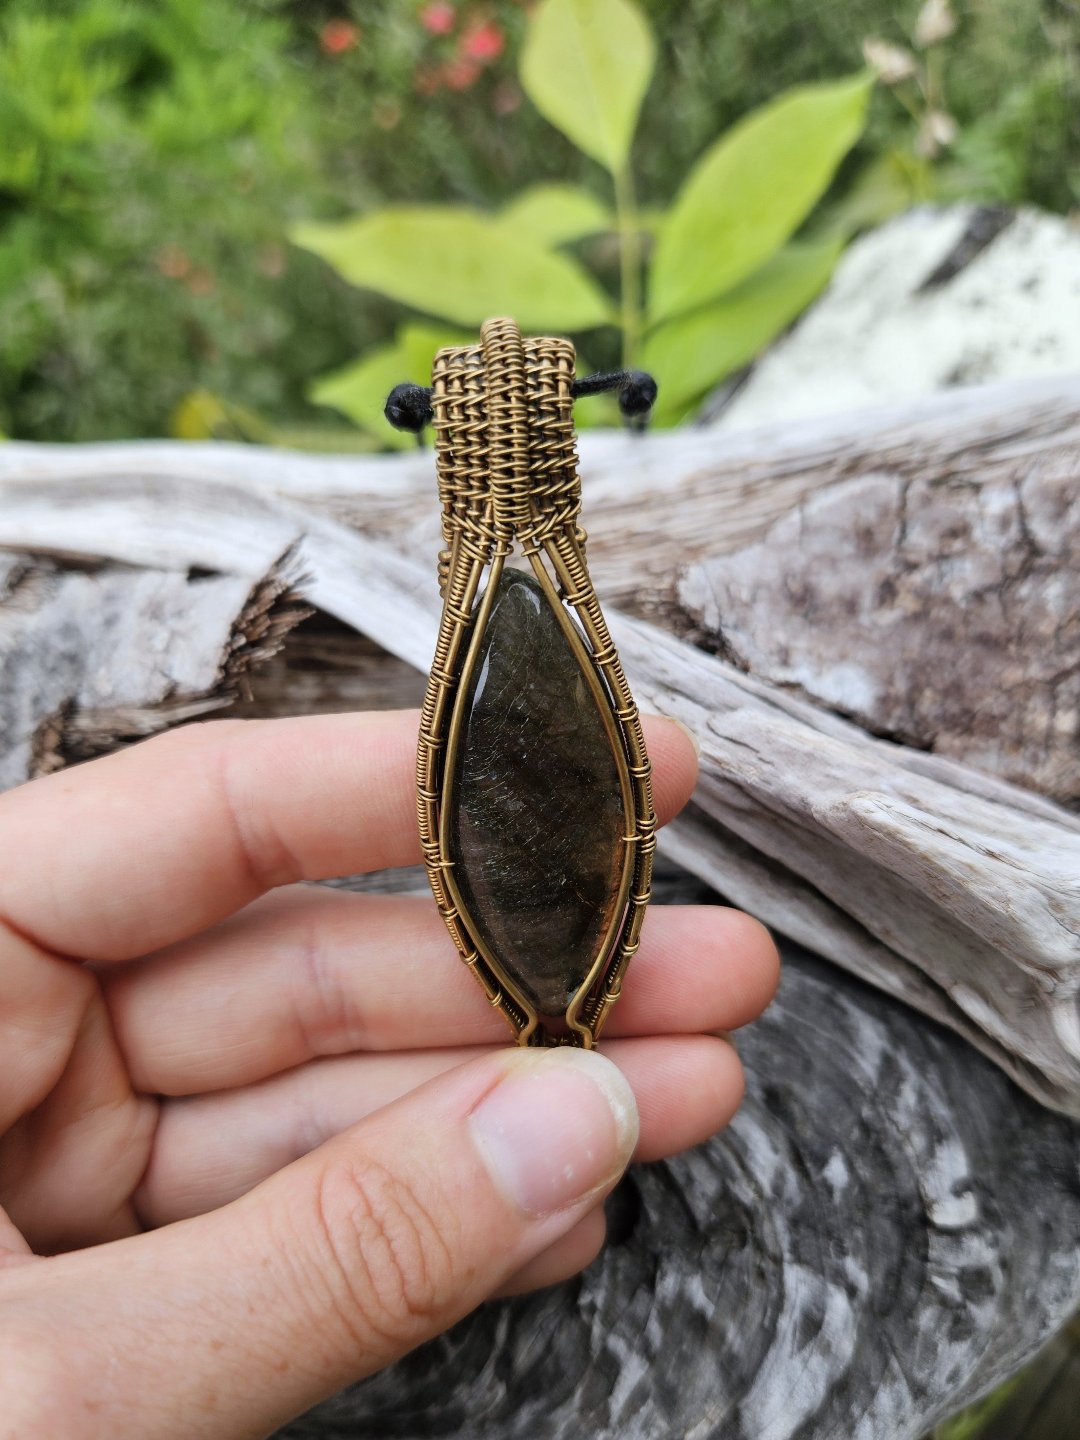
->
[448,569,626,1015]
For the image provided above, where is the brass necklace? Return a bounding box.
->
[389,317,655,1048]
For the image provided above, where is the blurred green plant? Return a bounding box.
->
[848,0,958,226]
[850,0,1080,227]
[169,389,382,452]
[864,0,959,160]
[928,1369,1026,1440]
[849,0,981,227]
[0,0,359,442]
[0,0,1072,443]
[294,0,871,442]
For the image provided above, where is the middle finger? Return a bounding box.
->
[104,887,779,1096]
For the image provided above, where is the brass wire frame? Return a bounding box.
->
[416,317,655,1048]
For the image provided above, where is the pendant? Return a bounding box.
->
[406,318,655,1048]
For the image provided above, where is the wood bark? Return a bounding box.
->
[1,375,1079,1436]
[674,447,1080,804]
[0,551,309,788]
[280,931,1080,1440]
[3,370,1077,799]
[1,375,1077,1115]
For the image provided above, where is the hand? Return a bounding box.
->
[0,709,778,1439]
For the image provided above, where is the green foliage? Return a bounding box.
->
[650,76,871,322]
[0,0,352,441]
[498,184,613,246]
[297,1,870,440]
[293,207,615,330]
[857,0,1080,218]
[309,322,472,451]
[0,0,1073,442]
[642,240,843,421]
[519,0,656,173]
[169,388,381,452]
[946,55,1080,211]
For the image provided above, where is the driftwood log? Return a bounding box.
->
[1,371,1079,1437]
[2,373,1078,1113]
[285,933,1080,1440]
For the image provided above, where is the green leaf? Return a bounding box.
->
[519,0,655,174]
[649,74,871,324]
[170,389,381,451]
[642,239,843,418]
[309,323,471,450]
[498,183,612,247]
[291,206,616,331]
[309,342,417,451]
[170,389,273,444]
[398,322,475,382]
[635,205,667,236]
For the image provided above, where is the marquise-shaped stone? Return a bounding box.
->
[448,568,626,1015]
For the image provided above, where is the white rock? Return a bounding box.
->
[712,206,1080,431]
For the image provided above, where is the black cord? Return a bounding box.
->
[572,368,658,431]
[384,367,659,435]
[384,382,434,434]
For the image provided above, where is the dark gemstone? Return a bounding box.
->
[448,568,626,1015]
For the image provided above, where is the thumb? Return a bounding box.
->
[4,1046,638,1440]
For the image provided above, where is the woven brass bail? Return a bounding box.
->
[417,319,655,1048]
[479,317,531,542]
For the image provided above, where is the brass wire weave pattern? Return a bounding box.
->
[416,317,655,1048]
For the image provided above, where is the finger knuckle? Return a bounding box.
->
[213,727,300,893]
[309,1154,456,1355]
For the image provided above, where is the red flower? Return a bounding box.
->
[421,2,456,35]
[460,20,504,60]
[320,19,359,54]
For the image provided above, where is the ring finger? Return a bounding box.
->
[133,1034,744,1230]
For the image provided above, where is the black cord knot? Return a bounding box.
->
[569,367,658,431]
[384,382,434,434]
[383,367,659,437]
[616,370,658,426]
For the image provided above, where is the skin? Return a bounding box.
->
[0,709,779,1439]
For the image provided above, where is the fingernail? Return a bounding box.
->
[669,715,701,758]
[470,1049,639,1217]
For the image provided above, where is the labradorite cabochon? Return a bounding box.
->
[447,569,627,1016]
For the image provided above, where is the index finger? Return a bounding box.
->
[0,710,696,963]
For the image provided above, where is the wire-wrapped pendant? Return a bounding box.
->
[414,317,655,1048]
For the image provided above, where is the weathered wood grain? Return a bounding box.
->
[675,455,1080,804]
[2,453,1079,1436]
[278,937,1080,1440]
[0,550,309,787]
[1,411,1076,1116]
[3,370,1078,801]
[2,372,1076,601]
[614,617,1080,1116]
